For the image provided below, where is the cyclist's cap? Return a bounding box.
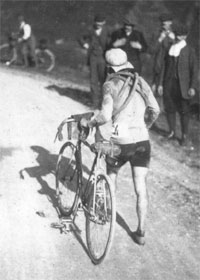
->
[159,13,173,22]
[105,48,134,72]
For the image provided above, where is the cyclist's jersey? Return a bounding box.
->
[93,69,160,144]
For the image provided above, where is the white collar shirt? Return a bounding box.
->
[20,21,31,40]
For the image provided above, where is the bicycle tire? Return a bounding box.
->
[0,44,12,63]
[56,142,79,216]
[36,49,55,72]
[86,172,116,264]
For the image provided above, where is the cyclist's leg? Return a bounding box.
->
[131,166,148,234]
[129,141,150,244]
[106,155,125,192]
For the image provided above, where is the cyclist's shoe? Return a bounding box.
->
[131,230,145,246]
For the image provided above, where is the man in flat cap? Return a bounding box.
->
[158,23,198,148]
[111,17,148,74]
[81,48,160,246]
[80,14,111,109]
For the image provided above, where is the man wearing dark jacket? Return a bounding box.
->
[158,24,198,148]
[152,14,175,95]
[81,14,111,109]
[111,18,148,74]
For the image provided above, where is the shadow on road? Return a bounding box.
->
[150,123,168,137]
[0,146,20,162]
[19,145,92,256]
[19,146,58,211]
[116,212,132,236]
[71,223,91,259]
[46,85,92,107]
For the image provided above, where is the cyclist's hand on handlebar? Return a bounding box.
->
[80,118,95,128]
[80,117,89,128]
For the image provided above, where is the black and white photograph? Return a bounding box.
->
[0,0,199,279]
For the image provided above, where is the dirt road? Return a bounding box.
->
[0,66,199,280]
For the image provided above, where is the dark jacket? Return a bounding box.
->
[80,25,111,61]
[111,28,148,73]
[160,44,198,99]
[153,30,175,85]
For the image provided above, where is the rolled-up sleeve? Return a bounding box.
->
[91,82,113,126]
[139,77,160,127]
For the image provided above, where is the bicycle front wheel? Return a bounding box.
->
[86,172,116,264]
[56,142,79,216]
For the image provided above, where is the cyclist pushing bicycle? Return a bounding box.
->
[81,48,160,246]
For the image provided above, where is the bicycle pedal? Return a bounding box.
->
[50,222,65,229]
[62,223,73,234]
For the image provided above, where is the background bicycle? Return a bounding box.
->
[0,35,55,71]
[0,32,18,66]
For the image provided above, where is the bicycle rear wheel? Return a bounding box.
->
[86,172,116,264]
[36,49,54,72]
[56,142,79,216]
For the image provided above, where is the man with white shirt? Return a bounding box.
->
[81,48,160,245]
[158,24,198,148]
[18,15,37,67]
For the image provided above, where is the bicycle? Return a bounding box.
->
[54,112,120,264]
[0,35,55,71]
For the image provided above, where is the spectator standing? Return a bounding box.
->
[17,15,37,67]
[158,24,198,148]
[152,14,175,97]
[80,14,111,109]
[111,17,148,74]
[81,48,160,245]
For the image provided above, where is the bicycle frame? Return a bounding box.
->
[71,136,105,218]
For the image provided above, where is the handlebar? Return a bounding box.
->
[54,112,94,142]
[55,112,121,157]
